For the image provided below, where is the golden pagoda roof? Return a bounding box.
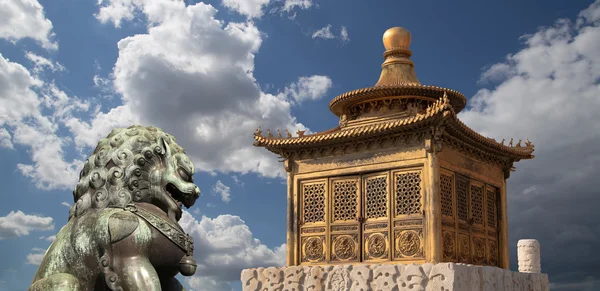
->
[253,95,535,160]
[329,27,467,116]
[253,27,534,163]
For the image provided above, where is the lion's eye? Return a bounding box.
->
[177,168,192,182]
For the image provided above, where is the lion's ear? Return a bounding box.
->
[159,136,172,158]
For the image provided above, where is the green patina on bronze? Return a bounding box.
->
[29,125,201,291]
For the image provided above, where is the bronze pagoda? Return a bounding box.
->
[253,27,534,269]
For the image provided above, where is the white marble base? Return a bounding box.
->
[241,263,549,291]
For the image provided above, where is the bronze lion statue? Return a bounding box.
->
[29,125,200,291]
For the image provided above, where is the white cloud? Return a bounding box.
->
[0,54,43,126]
[312,24,349,42]
[26,248,46,265]
[312,24,335,39]
[25,52,65,74]
[221,0,270,19]
[459,0,600,285]
[39,235,56,242]
[0,127,13,149]
[179,211,285,290]
[340,26,349,42]
[0,53,88,190]
[282,0,313,12]
[231,175,244,187]
[282,75,332,103]
[61,202,71,207]
[83,0,329,180]
[213,180,232,203]
[187,276,234,291]
[0,211,54,240]
[0,0,57,50]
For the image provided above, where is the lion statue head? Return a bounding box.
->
[69,125,200,222]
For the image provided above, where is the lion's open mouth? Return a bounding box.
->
[166,183,194,208]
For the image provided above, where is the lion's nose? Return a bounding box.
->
[193,187,200,198]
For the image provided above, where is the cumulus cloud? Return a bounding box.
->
[0,0,57,50]
[459,0,600,287]
[0,211,54,240]
[213,180,232,203]
[312,24,335,39]
[26,248,46,265]
[0,127,13,149]
[281,0,313,12]
[0,53,89,190]
[179,211,285,290]
[82,0,331,180]
[39,235,56,242]
[25,52,65,74]
[312,24,349,42]
[221,0,270,19]
[282,75,332,103]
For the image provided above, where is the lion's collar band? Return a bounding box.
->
[124,204,194,255]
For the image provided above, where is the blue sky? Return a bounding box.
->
[1,0,599,290]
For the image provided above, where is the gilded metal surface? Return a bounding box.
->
[365,233,388,259]
[332,180,358,221]
[331,234,358,261]
[394,171,422,216]
[302,236,325,263]
[440,174,454,218]
[302,227,326,234]
[331,225,358,232]
[442,231,456,260]
[302,182,326,223]
[252,27,534,270]
[365,175,388,219]
[395,229,423,258]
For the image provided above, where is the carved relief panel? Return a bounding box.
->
[329,177,360,263]
[392,169,425,261]
[297,168,425,266]
[439,169,501,267]
[299,179,328,264]
[362,172,391,262]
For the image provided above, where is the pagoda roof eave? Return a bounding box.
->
[328,84,468,116]
[253,97,535,161]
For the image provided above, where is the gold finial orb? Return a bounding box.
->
[382,27,411,50]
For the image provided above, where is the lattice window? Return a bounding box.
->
[302,183,325,223]
[440,174,454,217]
[471,185,484,225]
[456,178,469,221]
[365,176,388,219]
[395,172,422,216]
[333,180,358,221]
[487,188,497,228]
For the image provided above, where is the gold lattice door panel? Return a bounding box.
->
[362,172,391,262]
[299,179,328,264]
[440,170,501,267]
[440,170,457,262]
[455,174,471,264]
[329,177,360,263]
[391,170,424,261]
[485,185,500,267]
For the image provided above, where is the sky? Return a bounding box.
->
[0,0,599,290]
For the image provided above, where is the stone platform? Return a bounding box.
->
[241,262,549,291]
